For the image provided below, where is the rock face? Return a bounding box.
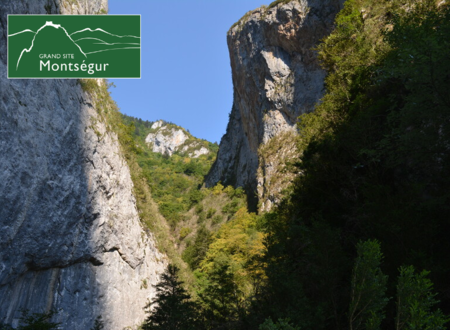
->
[205,0,344,211]
[0,1,165,329]
[145,120,210,158]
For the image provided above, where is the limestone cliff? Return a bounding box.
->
[205,0,343,211]
[0,1,165,329]
[145,120,211,158]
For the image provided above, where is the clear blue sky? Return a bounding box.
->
[109,0,268,144]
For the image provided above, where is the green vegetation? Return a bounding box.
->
[206,208,216,219]
[196,208,265,321]
[267,0,296,10]
[349,241,447,330]
[79,78,258,307]
[259,318,301,330]
[91,316,105,330]
[78,79,196,287]
[96,8,108,15]
[0,310,60,330]
[229,10,253,32]
[122,115,218,226]
[143,264,201,330]
[349,240,388,330]
[182,226,212,270]
[78,0,450,329]
[229,0,300,33]
[180,185,249,264]
[179,227,193,240]
[122,116,218,158]
[245,0,450,329]
[396,266,449,330]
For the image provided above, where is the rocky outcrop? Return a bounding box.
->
[145,120,210,158]
[205,0,344,211]
[0,1,165,329]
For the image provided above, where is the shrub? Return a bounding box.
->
[197,212,206,225]
[195,204,204,215]
[179,227,192,240]
[212,215,222,225]
[189,189,205,207]
[267,0,295,9]
[259,318,301,330]
[159,202,185,225]
[222,199,240,215]
[212,183,224,196]
[182,227,212,270]
[206,208,216,219]
[3,310,62,330]
[91,316,104,330]
[234,187,245,198]
[223,186,235,199]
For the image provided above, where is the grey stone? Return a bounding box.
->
[205,0,344,211]
[145,120,210,158]
[0,1,165,329]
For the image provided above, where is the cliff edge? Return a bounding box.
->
[206,0,343,211]
[0,1,165,329]
[145,120,211,158]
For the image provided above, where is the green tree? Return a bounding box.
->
[259,318,301,330]
[396,266,449,330]
[182,226,212,270]
[143,264,200,330]
[198,208,265,299]
[197,263,242,327]
[349,240,389,330]
[0,310,62,330]
[90,316,104,330]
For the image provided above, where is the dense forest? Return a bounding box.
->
[249,0,450,329]
[120,0,450,329]
[140,0,450,329]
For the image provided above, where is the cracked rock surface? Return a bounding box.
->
[206,0,344,211]
[0,1,165,329]
[145,120,210,158]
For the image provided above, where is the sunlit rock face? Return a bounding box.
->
[0,1,165,329]
[146,123,189,156]
[206,0,344,211]
[145,120,210,158]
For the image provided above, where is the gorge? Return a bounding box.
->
[205,0,344,211]
[1,0,450,329]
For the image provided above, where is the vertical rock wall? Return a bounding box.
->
[0,1,165,329]
[206,0,344,211]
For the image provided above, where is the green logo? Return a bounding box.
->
[8,15,141,79]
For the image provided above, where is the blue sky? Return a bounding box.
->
[109,0,268,144]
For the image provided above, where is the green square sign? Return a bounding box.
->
[8,15,141,79]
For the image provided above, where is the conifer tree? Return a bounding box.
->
[143,264,200,330]
[0,310,61,330]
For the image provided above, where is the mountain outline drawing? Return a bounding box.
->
[9,21,141,70]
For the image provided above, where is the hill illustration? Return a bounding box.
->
[7,30,35,69]
[11,21,140,76]
[17,21,86,72]
[71,28,140,54]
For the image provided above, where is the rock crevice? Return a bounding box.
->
[206,0,344,211]
[0,1,165,329]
